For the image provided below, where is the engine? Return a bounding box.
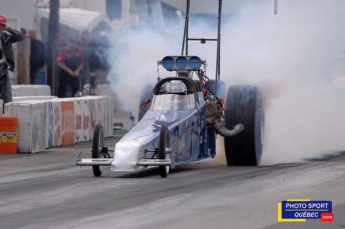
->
[155,55,244,137]
[204,91,224,125]
[203,89,245,137]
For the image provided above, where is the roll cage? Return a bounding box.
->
[152,77,201,95]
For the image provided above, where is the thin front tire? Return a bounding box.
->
[158,125,170,178]
[92,124,104,177]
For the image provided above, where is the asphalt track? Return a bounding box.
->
[0,137,344,229]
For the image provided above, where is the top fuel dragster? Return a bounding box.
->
[76,0,264,178]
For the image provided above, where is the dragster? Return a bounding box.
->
[76,0,264,178]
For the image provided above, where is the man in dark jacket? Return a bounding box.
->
[28,29,46,84]
[0,14,24,105]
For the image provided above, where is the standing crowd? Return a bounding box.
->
[0,13,112,108]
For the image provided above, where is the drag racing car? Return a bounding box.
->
[75,0,264,178]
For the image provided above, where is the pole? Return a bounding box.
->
[181,20,186,55]
[215,0,222,97]
[185,0,190,55]
[274,0,278,15]
[47,0,60,95]
[181,0,190,55]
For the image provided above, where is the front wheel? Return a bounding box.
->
[158,125,171,178]
[92,124,105,176]
[224,85,264,166]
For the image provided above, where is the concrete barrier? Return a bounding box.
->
[89,96,104,141]
[74,97,91,143]
[5,100,47,153]
[60,99,76,146]
[11,85,51,97]
[46,99,62,148]
[4,96,114,153]
[87,95,114,139]
[13,96,57,102]
[103,96,115,137]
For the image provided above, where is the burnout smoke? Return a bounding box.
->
[107,0,345,165]
[219,0,345,165]
[106,29,180,119]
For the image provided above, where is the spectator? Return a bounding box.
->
[28,29,46,84]
[88,32,112,84]
[0,14,24,106]
[96,31,110,48]
[58,31,68,48]
[88,40,110,84]
[79,30,91,47]
[56,38,84,98]
[78,30,92,86]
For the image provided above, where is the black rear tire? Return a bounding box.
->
[158,125,170,178]
[92,124,104,176]
[224,85,264,166]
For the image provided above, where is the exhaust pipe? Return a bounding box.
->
[214,123,245,137]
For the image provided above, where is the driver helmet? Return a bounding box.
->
[165,80,187,93]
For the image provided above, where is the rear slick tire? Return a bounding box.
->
[224,85,264,166]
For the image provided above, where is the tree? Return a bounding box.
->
[47,0,60,95]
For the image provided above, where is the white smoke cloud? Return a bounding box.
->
[106,29,181,118]
[217,0,345,164]
[107,0,345,165]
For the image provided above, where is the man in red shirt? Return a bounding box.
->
[56,38,84,97]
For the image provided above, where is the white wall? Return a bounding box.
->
[0,0,36,30]
[0,0,37,84]
[121,0,132,22]
[72,0,106,13]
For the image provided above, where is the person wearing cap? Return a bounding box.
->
[0,14,24,105]
[56,38,84,97]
